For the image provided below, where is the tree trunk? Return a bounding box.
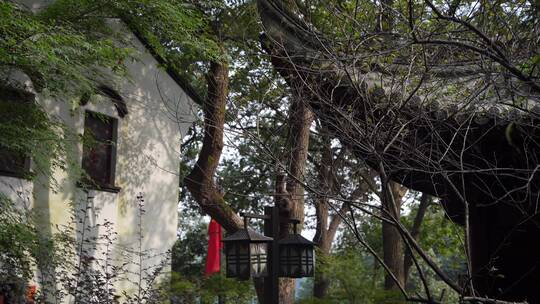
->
[312,132,342,299]
[403,193,430,285]
[184,61,243,233]
[184,64,313,303]
[313,194,331,299]
[382,182,406,290]
[313,201,342,298]
[276,100,313,303]
[285,99,313,222]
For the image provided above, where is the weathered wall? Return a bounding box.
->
[1,3,196,300]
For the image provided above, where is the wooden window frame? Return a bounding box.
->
[0,151,31,179]
[79,110,121,193]
[0,95,33,179]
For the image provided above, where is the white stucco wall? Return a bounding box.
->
[1,3,196,300]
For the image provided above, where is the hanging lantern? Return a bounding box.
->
[278,221,315,278]
[222,219,273,280]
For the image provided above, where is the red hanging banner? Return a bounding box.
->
[205,219,222,276]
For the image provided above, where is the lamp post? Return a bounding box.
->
[222,206,315,304]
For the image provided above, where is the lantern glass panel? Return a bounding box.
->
[291,264,299,275]
[291,246,300,275]
[301,248,308,274]
[239,263,249,278]
[238,243,249,255]
[250,242,268,277]
[281,264,287,275]
[238,243,250,278]
[225,244,236,277]
[305,247,314,276]
[227,264,236,276]
[225,242,251,279]
[280,243,315,277]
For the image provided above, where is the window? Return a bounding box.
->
[81,111,119,192]
[0,97,32,178]
[0,148,29,177]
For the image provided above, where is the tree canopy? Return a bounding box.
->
[2,0,539,303]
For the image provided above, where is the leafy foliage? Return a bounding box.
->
[0,193,43,302]
[298,249,405,304]
[171,212,256,303]
[0,96,75,185]
[1,1,129,96]
[0,191,174,303]
[301,200,465,303]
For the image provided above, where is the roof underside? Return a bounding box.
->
[223,228,273,242]
[257,0,540,210]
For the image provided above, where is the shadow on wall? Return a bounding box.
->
[1,18,197,297]
[114,60,194,252]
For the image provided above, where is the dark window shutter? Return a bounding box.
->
[0,147,27,175]
[0,98,32,177]
[82,111,117,187]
